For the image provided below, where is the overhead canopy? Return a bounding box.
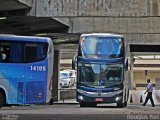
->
[0,0,80,55]
[0,0,30,11]
[0,16,69,35]
[38,33,80,55]
[0,16,80,54]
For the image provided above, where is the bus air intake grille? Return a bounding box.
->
[17,82,24,102]
[26,81,45,103]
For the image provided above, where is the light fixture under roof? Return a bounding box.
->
[0,17,7,20]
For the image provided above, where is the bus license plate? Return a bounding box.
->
[95,98,103,102]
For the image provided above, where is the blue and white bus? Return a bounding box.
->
[0,35,54,107]
[74,33,129,107]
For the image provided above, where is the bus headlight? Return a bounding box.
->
[78,95,84,100]
[112,90,123,95]
[77,89,86,94]
[115,96,122,101]
[114,87,120,91]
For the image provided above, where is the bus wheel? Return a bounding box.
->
[0,92,5,107]
[117,103,124,108]
[124,101,127,107]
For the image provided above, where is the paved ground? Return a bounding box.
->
[0,104,159,120]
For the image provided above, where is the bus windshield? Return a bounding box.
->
[78,62,123,87]
[80,36,123,59]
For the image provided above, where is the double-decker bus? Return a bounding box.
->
[74,33,129,107]
[0,35,54,107]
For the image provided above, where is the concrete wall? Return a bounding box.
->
[21,0,160,32]
[24,0,160,47]
[133,59,160,89]
[27,0,160,17]
[60,90,76,100]
[133,71,160,89]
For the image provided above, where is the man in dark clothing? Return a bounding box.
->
[143,79,155,107]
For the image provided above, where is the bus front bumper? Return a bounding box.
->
[77,91,123,103]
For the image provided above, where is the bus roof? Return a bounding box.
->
[81,33,123,38]
[0,34,51,42]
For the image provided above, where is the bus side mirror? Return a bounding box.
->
[72,55,77,70]
[72,59,75,70]
[125,58,128,71]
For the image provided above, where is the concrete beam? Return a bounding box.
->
[53,18,70,26]
[123,33,160,53]
[17,0,32,7]
[124,33,160,44]
[69,17,160,34]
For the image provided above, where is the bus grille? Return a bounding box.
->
[17,82,24,102]
[26,81,45,103]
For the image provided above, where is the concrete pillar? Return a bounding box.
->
[52,50,60,102]
[130,53,134,89]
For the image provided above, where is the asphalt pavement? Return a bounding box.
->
[0,104,160,120]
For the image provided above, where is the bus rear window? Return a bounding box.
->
[0,41,48,63]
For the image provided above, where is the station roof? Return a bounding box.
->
[0,0,30,11]
[0,16,79,59]
[0,0,79,59]
[0,16,69,34]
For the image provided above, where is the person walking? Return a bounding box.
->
[143,79,155,107]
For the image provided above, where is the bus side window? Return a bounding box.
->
[0,53,6,62]
[25,45,38,62]
[10,43,23,63]
[0,42,48,63]
[24,43,48,63]
[0,44,11,63]
[2,53,6,61]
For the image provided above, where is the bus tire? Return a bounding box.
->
[117,103,124,108]
[0,92,5,107]
[124,101,127,107]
